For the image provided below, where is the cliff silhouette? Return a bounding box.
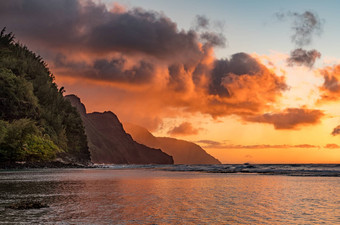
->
[65,95,173,164]
[124,123,221,164]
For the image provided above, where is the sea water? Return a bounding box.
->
[0,165,339,224]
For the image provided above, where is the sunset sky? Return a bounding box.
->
[2,0,340,163]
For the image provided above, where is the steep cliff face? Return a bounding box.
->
[123,123,221,164]
[65,95,173,164]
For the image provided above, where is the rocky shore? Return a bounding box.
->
[0,161,92,170]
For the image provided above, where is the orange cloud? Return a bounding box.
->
[319,64,340,102]
[196,140,319,149]
[54,48,287,132]
[1,0,290,131]
[168,122,199,136]
[324,143,340,149]
[243,108,324,129]
[331,125,340,136]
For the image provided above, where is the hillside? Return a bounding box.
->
[65,95,174,164]
[0,29,90,165]
[123,123,221,164]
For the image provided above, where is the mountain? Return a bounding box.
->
[0,29,90,165]
[123,123,221,164]
[65,95,174,164]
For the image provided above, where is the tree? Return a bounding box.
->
[0,28,90,164]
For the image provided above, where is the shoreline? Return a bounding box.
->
[1,162,339,170]
[0,161,92,170]
[1,163,339,177]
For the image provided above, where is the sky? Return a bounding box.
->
[2,0,340,163]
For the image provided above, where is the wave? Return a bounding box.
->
[93,164,340,177]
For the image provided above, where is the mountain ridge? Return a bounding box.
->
[123,122,221,164]
[65,95,174,164]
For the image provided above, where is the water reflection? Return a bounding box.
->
[0,169,339,224]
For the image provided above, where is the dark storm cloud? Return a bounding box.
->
[209,53,263,97]
[290,11,323,46]
[0,0,202,61]
[167,64,191,92]
[220,53,262,75]
[322,71,340,93]
[168,52,266,97]
[55,54,154,83]
[0,0,229,88]
[276,11,323,70]
[192,14,226,48]
[323,75,340,93]
[287,48,321,68]
[193,15,210,30]
[200,32,226,47]
[244,108,324,129]
[0,0,290,121]
[331,125,340,136]
[93,59,154,83]
[276,10,324,47]
[318,65,340,102]
[0,0,229,86]
[54,54,88,71]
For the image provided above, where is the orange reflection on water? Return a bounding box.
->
[0,169,339,224]
[50,169,339,224]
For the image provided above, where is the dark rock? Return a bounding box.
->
[0,161,91,169]
[6,201,48,210]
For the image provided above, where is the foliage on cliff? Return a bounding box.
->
[0,28,90,163]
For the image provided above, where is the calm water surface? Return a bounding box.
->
[0,168,339,224]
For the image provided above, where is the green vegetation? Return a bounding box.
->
[0,28,90,164]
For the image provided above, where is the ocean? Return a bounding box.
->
[0,165,339,224]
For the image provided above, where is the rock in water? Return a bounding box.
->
[6,201,48,210]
